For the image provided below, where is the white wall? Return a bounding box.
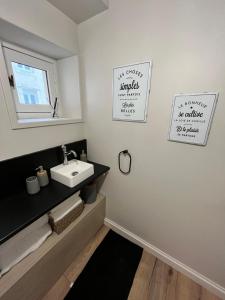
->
[0,0,78,54]
[0,0,84,160]
[57,56,82,119]
[78,0,225,290]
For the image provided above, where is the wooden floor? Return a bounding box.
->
[42,226,221,300]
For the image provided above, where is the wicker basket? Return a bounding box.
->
[49,201,84,234]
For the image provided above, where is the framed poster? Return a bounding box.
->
[168,92,218,146]
[112,61,152,122]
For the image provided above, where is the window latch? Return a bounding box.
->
[8,75,15,88]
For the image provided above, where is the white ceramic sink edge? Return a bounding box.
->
[50,160,94,188]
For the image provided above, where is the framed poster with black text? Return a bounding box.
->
[168,93,218,146]
[113,62,152,122]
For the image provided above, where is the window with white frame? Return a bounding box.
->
[3,45,58,119]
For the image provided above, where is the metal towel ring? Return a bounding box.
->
[118,150,132,175]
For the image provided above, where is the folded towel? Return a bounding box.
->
[50,192,82,222]
[0,215,52,277]
[4,214,49,244]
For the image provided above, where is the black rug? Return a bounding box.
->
[64,230,143,300]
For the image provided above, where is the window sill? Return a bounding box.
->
[12,117,83,129]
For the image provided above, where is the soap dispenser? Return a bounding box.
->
[36,166,49,187]
[80,149,87,162]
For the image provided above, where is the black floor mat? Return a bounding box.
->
[64,230,143,300]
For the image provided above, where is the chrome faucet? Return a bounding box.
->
[61,145,77,165]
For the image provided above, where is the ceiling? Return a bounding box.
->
[47,0,108,24]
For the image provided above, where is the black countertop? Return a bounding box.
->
[0,162,109,245]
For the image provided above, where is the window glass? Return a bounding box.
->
[11,62,50,106]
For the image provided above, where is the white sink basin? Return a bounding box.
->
[50,160,94,188]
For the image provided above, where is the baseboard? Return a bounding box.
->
[104,218,225,299]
